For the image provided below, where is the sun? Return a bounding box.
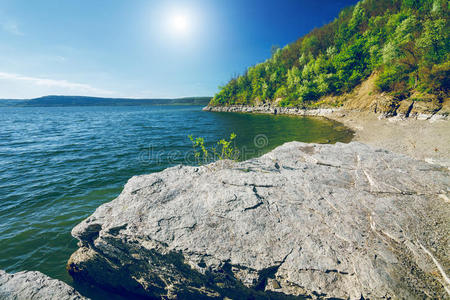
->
[148,4,201,46]
[169,13,191,36]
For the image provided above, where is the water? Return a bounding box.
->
[0,105,352,292]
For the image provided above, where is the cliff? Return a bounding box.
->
[67,142,450,299]
[205,73,450,119]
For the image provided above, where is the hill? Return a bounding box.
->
[209,0,449,115]
[0,96,212,107]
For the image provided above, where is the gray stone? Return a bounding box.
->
[202,105,340,117]
[0,270,88,300]
[202,105,448,120]
[68,142,450,299]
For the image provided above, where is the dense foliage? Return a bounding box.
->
[210,0,449,107]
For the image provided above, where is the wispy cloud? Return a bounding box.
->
[1,20,23,36]
[0,72,115,96]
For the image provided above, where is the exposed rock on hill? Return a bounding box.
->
[68,142,450,299]
[204,74,449,121]
[0,270,88,300]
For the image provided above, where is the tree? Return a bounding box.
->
[416,18,447,63]
[271,45,281,57]
[349,3,366,33]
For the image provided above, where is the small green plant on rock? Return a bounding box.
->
[214,133,239,161]
[188,135,208,165]
[188,133,239,165]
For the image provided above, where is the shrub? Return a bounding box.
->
[188,133,239,165]
[375,66,402,92]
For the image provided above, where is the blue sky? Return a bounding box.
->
[0,0,359,99]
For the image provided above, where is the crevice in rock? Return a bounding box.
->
[108,224,128,236]
[365,190,438,197]
[297,268,351,276]
[79,223,102,246]
[157,216,178,227]
[221,181,277,188]
[252,186,263,200]
[243,186,265,212]
[255,249,294,291]
[405,101,414,118]
[131,178,163,195]
[249,183,277,188]
[255,265,280,291]
[280,165,297,170]
[316,161,355,170]
[243,201,263,211]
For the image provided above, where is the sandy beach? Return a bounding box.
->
[204,105,450,168]
[327,110,450,168]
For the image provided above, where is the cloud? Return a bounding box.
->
[0,72,115,97]
[1,20,23,36]
[52,56,66,62]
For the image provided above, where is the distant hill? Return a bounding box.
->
[210,0,449,109]
[0,96,212,107]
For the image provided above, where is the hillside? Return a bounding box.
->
[0,96,211,107]
[209,0,449,114]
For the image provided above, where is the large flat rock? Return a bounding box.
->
[0,270,88,300]
[68,142,450,299]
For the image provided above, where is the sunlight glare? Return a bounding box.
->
[170,13,190,35]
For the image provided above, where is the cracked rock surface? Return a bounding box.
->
[0,270,88,300]
[68,142,450,299]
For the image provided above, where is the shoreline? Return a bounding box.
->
[204,105,450,167]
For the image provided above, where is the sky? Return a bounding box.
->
[0,0,359,99]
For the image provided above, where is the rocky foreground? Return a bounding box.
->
[67,141,450,299]
[0,270,88,300]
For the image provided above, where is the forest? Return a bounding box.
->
[210,0,449,107]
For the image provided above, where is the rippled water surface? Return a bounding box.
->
[0,105,352,289]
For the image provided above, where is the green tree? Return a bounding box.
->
[417,18,448,63]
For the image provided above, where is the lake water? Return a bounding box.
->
[0,105,352,295]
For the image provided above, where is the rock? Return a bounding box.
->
[202,105,340,117]
[0,270,88,300]
[410,100,441,118]
[68,142,450,299]
[373,97,400,117]
[397,99,414,117]
[203,101,449,120]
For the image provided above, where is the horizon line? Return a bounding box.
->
[0,95,213,101]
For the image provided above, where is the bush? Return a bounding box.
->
[418,60,450,94]
[188,133,239,165]
[375,67,401,92]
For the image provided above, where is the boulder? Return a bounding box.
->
[396,99,414,117]
[0,270,88,300]
[409,99,442,118]
[68,142,450,299]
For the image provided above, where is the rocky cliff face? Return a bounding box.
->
[68,142,450,299]
[204,74,449,121]
[0,270,88,300]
